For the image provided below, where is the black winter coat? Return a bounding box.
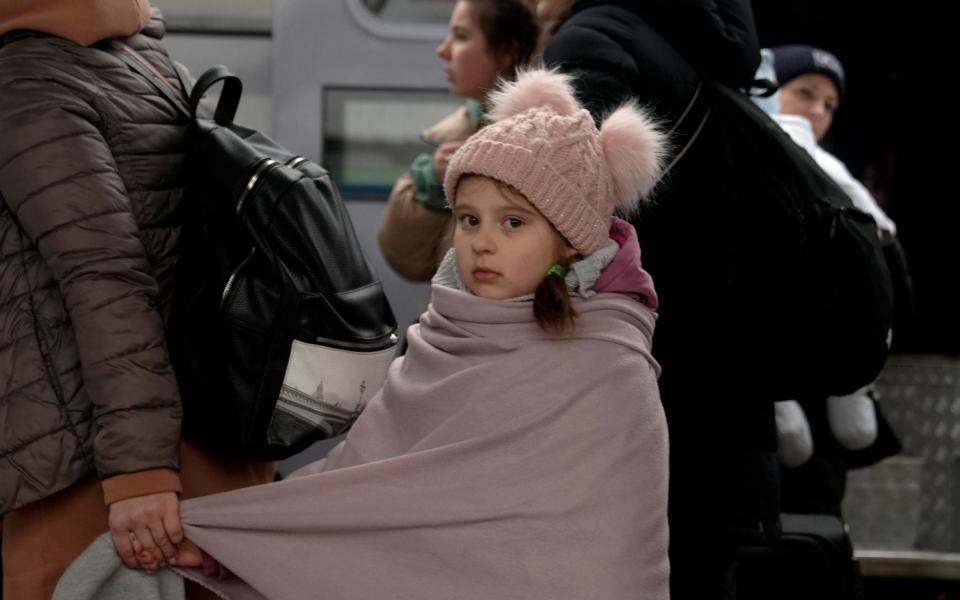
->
[544,0,780,544]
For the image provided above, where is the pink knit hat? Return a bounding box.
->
[444,68,668,255]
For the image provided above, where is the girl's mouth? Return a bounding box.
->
[473,268,499,282]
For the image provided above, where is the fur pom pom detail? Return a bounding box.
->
[599,103,669,214]
[487,68,580,123]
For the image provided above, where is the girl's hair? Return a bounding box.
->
[465,0,538,73]
[534,253,577,334]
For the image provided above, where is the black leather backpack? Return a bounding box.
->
[105,41,398,461]
[708,80,894,399]
[656,79,895,401]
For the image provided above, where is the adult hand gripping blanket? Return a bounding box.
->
[159,283,667,599]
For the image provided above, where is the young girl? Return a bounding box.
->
[378,0,538,281]
[60,68,670,599]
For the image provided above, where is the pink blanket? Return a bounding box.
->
[178,285,670,599]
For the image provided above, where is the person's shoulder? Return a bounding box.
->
[546,13,625,64]
[544,7,686,99]
[555,335,660,398]
[570,296,657,351]
[0,44,111,152]
[0,36,107,103]
[565,305,654,351]
[422,105,476,144]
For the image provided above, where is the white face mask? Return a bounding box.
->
[750,48,782,116]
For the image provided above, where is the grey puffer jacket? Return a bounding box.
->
[0,11,188,513]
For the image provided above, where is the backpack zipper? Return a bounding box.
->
[311,332,398,351]
[285,156,307,170]
[220,246,257,309]
[236,158,278,216]
[222,158,279,309]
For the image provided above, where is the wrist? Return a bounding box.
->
[409,153,448,211]
[102,468,182,505]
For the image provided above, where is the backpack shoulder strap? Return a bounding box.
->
[189,66,242,126]
[101,39,191,120]
[660,82,711,178]
[664,76,779,176]
[100,40,243,126]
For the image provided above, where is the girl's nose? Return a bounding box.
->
[471,227,496,253]
[437,37,450,60]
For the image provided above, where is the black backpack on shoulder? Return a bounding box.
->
[105,42,398,461]
[668,80,894,400]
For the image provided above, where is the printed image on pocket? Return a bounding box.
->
[269,339,397,443]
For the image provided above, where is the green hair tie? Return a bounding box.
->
[546,264,567,278]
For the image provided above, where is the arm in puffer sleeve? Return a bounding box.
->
[0,78,182,493]
[378,170,454,282]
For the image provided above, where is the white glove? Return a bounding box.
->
[826,386,878,450]
[775,400,814,467]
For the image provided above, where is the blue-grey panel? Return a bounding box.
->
[273,0,449,162]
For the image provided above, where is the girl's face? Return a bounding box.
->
[779,73,840,143]
[437,1,513,101]
[453,175,576,300]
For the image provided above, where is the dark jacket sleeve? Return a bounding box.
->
[543,24,637,118]
[543,5,702,121]
[0,75,182,484]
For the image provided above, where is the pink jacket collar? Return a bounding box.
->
[594,217,658,311]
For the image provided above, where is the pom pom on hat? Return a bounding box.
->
[486,68,580,122]
[445,68,668,255]
[599,103,669,216]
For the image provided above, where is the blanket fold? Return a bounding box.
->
[170,285,669,599]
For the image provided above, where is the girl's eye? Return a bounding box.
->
[459,214,479,228]
[504,217,524,230]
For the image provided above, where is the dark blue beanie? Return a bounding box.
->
[771,45,845,101]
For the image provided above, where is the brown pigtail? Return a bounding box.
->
[534,258,577,334]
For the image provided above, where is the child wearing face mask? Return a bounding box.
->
[67,68,671,600]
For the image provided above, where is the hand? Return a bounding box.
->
[108,491,182,573]
[826,389,878,450]
[433,141,463,181]
[177,538,234,580]
[174,538,204,568]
